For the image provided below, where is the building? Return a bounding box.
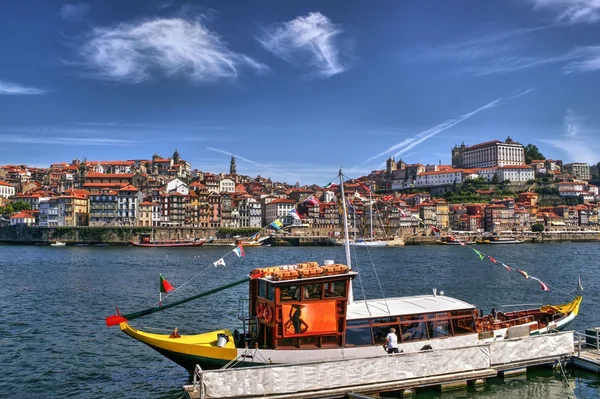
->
[415,170,467,188]
[452,137,525,169]
[58,193,89,226]
[496,165,535,182]
[219,178,236,193]
[117,185,142,226]
[10,212,36,226]
[0,180,15,198]
[138,201,159,227]
[264,198,296,225]
[563,163,591,181]
[89,190,118,226]
[39,198,59,227]
[558,182,586,196]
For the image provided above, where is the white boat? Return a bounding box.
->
[50,241,66,246]
[349,239,388,247]
[110,169,582,373]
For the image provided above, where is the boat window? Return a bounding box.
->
[427,319,451,338]
[304,283,322,300]
[400,321,429,341]
[372,325,400,345]
[372,317,398,324]
[451,317,476,335]
[266,283,275,301]
[258,280,267,298]
[346,319,370,327]
[345,327,373,346]
[451,309,475,317]
[428,312,450,319]
[324,281,346,298]
[279,286,297,302]
[401,314,423,322]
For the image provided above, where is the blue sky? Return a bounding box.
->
[1,0,600,184]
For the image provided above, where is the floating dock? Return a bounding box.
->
[183,331,574,399]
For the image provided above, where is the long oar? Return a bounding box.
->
[105,277,250,327]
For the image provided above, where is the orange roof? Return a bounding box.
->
[83,182,128,188]
[464,140,502,151]
[418,169,461,176]
[119,185,139,192]
[269,198,296,204]
[10,212,35,219]
[0,180,12,186]
[86,172,134,178]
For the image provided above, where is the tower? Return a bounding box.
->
[386,156,396,181]
[230,156,237,175]
[172,149,181,165]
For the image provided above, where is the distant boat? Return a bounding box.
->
[436,236,472,245]
[348,187,388,247]
[477,236,524,245]
[130,233,207,248]
[74,243,90,247]
[50,241,66,247]
[350,239,388,247]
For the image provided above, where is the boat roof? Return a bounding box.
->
[346,294,475,319]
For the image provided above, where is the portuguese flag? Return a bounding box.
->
[160,274,175,293]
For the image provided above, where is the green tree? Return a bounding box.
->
[11,201,31,212]
[531,223,545,232]
[524,144,545,164]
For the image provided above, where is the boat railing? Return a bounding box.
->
[573,331,600,356]
[494,314,535,327]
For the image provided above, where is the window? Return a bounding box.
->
[400,315,428,341]
[258,280,267,298]
[324,280,346,297]
[279,285,296,302]
[304,283,322,300]
[345,327,372,346]
[372,325,399,345]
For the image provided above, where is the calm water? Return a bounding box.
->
[1,243,600,398]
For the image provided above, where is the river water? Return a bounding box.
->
[1,243,599,398]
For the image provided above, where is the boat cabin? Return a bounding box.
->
[243,261,480,350]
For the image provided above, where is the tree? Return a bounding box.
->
[531,223,545,232]
[524,144,545,164]
[11,201,31,212]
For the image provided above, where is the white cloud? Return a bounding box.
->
[543,109,600,163]
[258,12,346,78]
[0,134,139,146]
[530,0,600,24]
[564,46,600,73]
[0,80,48,95]
[75,16,266,84]
[59,3,90,21]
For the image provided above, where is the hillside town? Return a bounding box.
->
[1,137,599,236]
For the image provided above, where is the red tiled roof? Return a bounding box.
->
[464,140,502,151]
[119,185,139,192]
[269,198,296,204]
[86,172,134,178]
[10,212,35,219]
[0,180,12,186]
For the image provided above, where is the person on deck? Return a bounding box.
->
[384,327,399,354]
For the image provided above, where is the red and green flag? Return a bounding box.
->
[160,274,175,293]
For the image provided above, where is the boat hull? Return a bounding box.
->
[129,240,206,247]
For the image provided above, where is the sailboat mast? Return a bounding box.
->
[369,184,373,240]
[339,169,353,286]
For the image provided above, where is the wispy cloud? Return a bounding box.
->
[0,134,140,146]
[0,80,48,95]
[564,46,600,73]
[530,0,600,24]
[72,15,266,84]
[206,147,298,177]
[258,12,346,78]
[465,51,580,76]
[352,95,518,170]
[59,3,90,21]
[543,108,599,163]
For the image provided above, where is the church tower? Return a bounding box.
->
[230,156,237,175]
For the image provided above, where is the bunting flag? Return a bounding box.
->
[382,195,394,201]
[250,232,261,241]
[347,200,355,213]
[359,183,371,192]
[459,241,466,246]
[470,247,485,261]
[501,263,512,271]
[323,182,336,189]
[487,256,498,264]
[233,246,245,258]
[431,227,440,233]
[269,220,283,230]
[288,209,301,220]
[213,258,226,267]
[530,277,550,291]
[160,274,175,293]
[578,276,584,293]
[303,195,320,206]
[517,270,529,279]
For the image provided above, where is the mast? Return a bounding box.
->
[339,169,353,304]
[369,184,373,240]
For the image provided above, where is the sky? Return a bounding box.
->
[1,0,600,184]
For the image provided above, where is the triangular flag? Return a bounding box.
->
[233,246,245,258]
[517,270,529,279]
[578,276,584,293]
[160,274,175,293]
[323,182,336,189]
[501,263,512,271]
[487,256,498,264]
[213,258,226,267]
[470,247,485,261]
[288,209,301,220]
[530,277,550,291]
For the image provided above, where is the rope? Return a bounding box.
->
[364,244,391,315]
[556,358,576,398]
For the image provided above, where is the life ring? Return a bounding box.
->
[263,306,273,323]
[256,303,265,319]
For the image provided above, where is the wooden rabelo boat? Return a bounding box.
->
[109,170,582,373]
[129,234,207,247]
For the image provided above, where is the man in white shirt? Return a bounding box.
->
[384,327,399,354]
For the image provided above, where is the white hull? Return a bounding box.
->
[349,240,388,247]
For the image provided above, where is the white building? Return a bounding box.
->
[452,137,525,169]
[39,198,59,226]
[10,212,35,226]
[497,165,535,182]
[0,180,15,199]
[219,178,235,193]
[118,185,143,226]
[264,198,296,225]
[563,163,591,181]
[558,182,586,196]
[166,178,189,195]
[415,170,465,187]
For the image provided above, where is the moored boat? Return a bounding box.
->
[476,237,524,244]
[130,233,207,247]
[349,239,388,247]
[50,241,66,246]
[436,236,472,245]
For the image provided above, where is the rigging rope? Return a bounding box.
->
[364,244,391,315]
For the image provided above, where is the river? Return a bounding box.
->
[1,243,599,398]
